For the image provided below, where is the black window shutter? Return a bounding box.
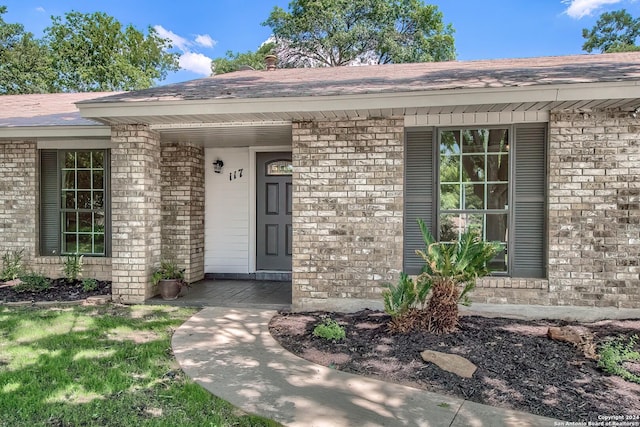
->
[512,123,547,278]
[404,128,434,275]
[40,150,60,255]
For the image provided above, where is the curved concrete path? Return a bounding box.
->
[172,307,558,427]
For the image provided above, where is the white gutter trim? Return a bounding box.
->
[150,120,292,130]
[78,81,640,120]
[0,125,110,140]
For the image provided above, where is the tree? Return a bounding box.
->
[212,42,275,74]
[582,9,640,53]
[262,0,455,68]
[0,6,54,94]
[45,11,180,92]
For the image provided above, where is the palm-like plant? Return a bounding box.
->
[416,219,501,303]
[382,272,417,317]
[415,218,502,333]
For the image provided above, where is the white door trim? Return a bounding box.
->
[248,145,292,273]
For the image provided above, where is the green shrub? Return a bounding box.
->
[81,278,98,292]
[313,318,346,341]
[383,273,416,317]
[383,273,434,318]
[152,260,185,286]
[62,253,83,281]
[598,335,640,384]
[1,249,25,282]
[14,273,51,293]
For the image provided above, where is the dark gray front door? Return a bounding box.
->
[256,152,292,271]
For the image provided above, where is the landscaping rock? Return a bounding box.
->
[420,350,477,378]
[83,295,111,306]
[0,278,22,288]
[547,326,598,360]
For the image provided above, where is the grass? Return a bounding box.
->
[0,304,280,427]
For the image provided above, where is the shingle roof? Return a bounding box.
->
[83,52,640,104]
[0,92,115,127]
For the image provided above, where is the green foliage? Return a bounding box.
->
[598,335,640,384]
[62,253,83,281]
[212,42,275,74]
[0,6,54,94]
[45,11,180,91]
[81,278,98,292]
[1,249,25,281]
[383,271,435,318]
[385,219,502,334]
[1,6,179,93]
[416,218,502,305]
[263,0,455,67]
[582,9,640,53]
[14,272,50,293]
[152,260,185,286]
[313,318,346,341]
[383,273,416,316]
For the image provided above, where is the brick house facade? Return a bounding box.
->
[1,53,639,310]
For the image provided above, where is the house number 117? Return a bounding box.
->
[229,169,243,181]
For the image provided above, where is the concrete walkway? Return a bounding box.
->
[172,307,559,427]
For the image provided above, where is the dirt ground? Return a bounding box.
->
[269,309,640,421]
[0,279,111,302]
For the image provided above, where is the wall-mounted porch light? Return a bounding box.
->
[213,159,224,173]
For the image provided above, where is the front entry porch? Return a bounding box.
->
[147,279,292,310]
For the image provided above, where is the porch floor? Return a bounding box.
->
[146,279,292,310]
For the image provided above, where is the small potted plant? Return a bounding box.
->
[152,260,186,300]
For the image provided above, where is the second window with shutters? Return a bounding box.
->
[438,127,510,273]
[404,123,547,279]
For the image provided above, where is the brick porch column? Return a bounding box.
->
[160,142,205,283]
[111,125,161,303]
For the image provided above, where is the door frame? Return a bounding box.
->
[248,146,292,273]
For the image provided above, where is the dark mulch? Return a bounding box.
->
[269,309,640,421]
[0,279,111,303]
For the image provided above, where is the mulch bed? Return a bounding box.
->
[269,309,640,421]
[0,279,111,303]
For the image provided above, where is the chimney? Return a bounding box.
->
[264,55,277,71]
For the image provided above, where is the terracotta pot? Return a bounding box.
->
[157,279,182,300]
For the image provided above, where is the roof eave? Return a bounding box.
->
[77,81,640,125]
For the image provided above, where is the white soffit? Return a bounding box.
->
[405,111,550,127]
[154,121,292,148]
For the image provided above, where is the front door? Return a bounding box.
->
[256,152,292,271]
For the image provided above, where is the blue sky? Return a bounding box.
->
[3,0,640,84]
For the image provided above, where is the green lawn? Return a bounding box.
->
[0,305,280,427]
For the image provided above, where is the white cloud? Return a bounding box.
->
[195,34,217,48]
[179,51,213,76]
[153,25,191,51]
[153,25,214,75]
[35,6,45,13]
[563,0,625,19]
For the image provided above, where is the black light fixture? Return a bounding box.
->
[213,159,224,173]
